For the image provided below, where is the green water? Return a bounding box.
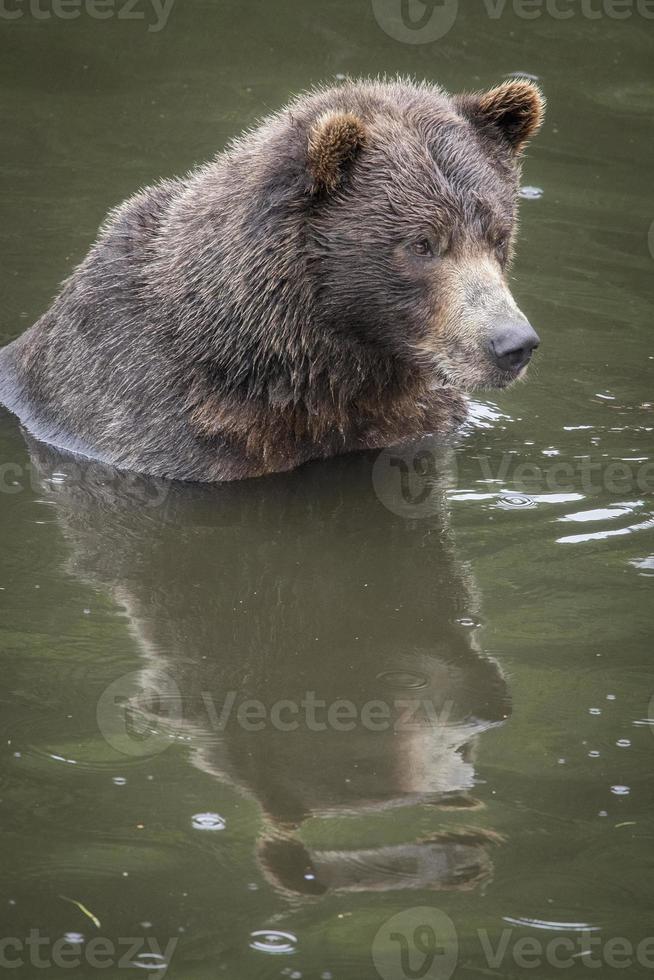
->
[1,2,653,978]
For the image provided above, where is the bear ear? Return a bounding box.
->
[456,80,545,155]
[307,111,367,194]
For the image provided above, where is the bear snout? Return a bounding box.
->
[488,318,540,374]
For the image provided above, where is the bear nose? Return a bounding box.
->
[489,320,540,372]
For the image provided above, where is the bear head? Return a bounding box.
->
[299,78,544,390]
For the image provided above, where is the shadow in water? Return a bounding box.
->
[27,436,511,901]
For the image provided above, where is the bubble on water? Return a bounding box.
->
[112,776,127,785]
[129,953,169,971]
[191,812,226,831]
[497,494,536,510]
[456,616,480,628]
[589,708,602,716]
[588,750,600,758]
[376,669,428,690]
[598,810,608,817]
[616,739,631,748]
[520,185,544,200]
[611,785,630,796]
[606,694,616,701]
[63,932,84,945]
[249,930,297,955]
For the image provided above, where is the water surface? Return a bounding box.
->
[1,2,653,978]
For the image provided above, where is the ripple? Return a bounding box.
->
[503,916,600,932]
[191,812,226,831]
[496,494,536,510]
[556,515,654,544]
[249,930,297,955]
[128,953,169,971]
[630,555,654,575]
[558,505,639,523]
[375,670,429,690]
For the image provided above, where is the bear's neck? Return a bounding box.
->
[184,331,442,468]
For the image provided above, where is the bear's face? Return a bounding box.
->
[306,80,544,391]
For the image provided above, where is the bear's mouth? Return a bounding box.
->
[492,362,531,389]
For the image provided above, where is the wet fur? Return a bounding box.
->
[0,77,543,481]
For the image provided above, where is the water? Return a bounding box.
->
[1,3,653,978]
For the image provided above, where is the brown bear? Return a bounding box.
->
[0,76,544,482]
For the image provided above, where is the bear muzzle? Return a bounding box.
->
[488,318,540,374]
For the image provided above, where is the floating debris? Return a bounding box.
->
[59,896,101,929]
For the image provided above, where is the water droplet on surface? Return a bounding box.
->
[191,812,226,831]
[129,953,168,970]
[498,493,536,509]
[249,929,297,955]
[376,670,428,690]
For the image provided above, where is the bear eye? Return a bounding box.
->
[412,238,434,257]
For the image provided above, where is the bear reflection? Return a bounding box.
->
[28,439,510,897]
